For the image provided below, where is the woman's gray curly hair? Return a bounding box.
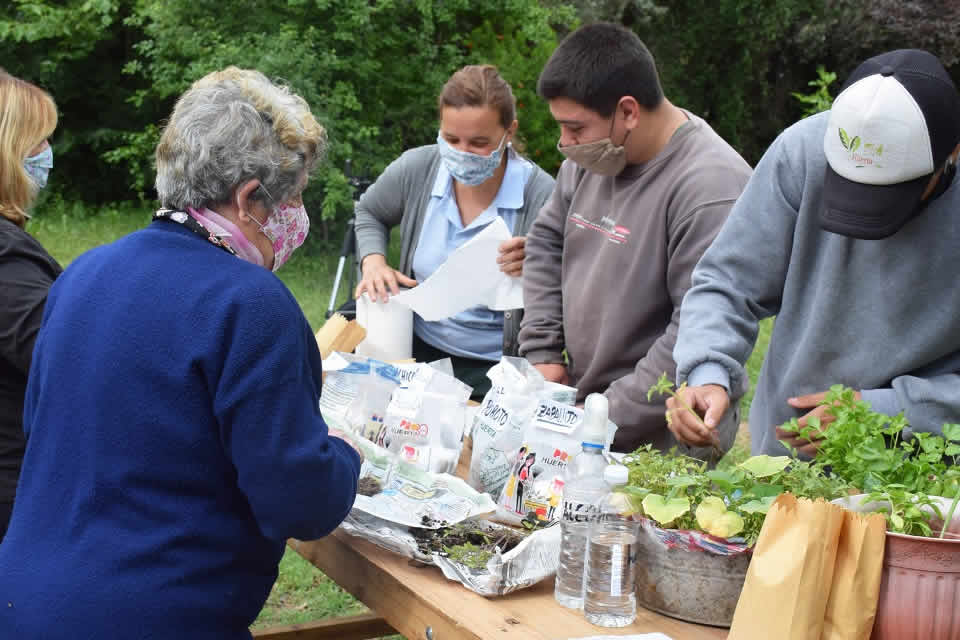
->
[155,67,326,210]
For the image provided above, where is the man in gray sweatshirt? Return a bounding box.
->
[670,49,960,458]
[518,23,752,455]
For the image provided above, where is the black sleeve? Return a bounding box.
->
[0,228,62,375]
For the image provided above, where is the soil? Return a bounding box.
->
[411,521,528,559]
[357,476,383,497]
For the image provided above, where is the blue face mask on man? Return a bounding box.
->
[436,132,507,186]
[24,145,53,189]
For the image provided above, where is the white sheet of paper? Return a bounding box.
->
[321,351,350,372]
[392,217,523,321]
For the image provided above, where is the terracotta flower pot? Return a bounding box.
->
[835,495,960,640]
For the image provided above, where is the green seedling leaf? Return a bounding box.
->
[647,372,675,402]
[609,490,639,515]
[642,494,690,525]
[695,496,727,529]
[943,424,960,442]
[839,127,851,149]
[706,470,738,493]
[665,475,701,488]
[946,444,960,457]
[710,512,745,538]
[748,483,785,498]
[739,496,777,514]
[621,485,651,498]
[696,497,744,538]
[739,455,791,478]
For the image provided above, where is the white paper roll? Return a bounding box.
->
[355,293,413,362]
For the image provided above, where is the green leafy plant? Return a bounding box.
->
[779,386,960,538]
[648,372,723,457]
[860,488,942,538]
[696,496,745,538]
[620,445,849,545]
[792,65,837,117]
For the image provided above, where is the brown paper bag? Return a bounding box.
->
[821,510,886,640]
[728,494,846,640]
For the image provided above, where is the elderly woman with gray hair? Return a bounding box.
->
[0,67,361,639]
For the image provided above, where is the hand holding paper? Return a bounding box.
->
[393,217,524,321]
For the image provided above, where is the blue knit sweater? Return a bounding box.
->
[0,219,360,639]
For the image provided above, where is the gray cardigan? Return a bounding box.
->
[354,144,556,357]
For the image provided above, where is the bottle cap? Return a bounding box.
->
[581,393,608,447]
[603,464,629,486]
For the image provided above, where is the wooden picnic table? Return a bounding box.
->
[256,438,730,640]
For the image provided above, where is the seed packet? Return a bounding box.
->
[319,355,469,450]
[379,384,471,475]
[469,357,554,497]
[469,392,538,498]
[495,401,617,526]
[318,353,380,432]
[496,401,584,526]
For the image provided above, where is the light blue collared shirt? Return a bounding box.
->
[412,149,533,360]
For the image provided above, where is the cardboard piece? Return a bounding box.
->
[315,313,367,359]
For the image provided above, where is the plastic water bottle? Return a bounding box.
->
[584,464,638,627]
[554,393,610,609]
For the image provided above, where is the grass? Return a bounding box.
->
[29,201,344,329]
[28,201,772,634]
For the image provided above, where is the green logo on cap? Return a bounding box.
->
[839,128,884,167]
[839,128,861,153]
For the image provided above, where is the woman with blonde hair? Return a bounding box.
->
[0,70,61,540]
[0,67,361,638]
[355,65,555,397]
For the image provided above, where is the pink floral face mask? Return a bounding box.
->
[251,199,310,272]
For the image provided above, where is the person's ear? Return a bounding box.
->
[507,119,519,141]
[619,97,641,130]
[234,179,262,223]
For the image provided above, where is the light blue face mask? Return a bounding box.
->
[24,145,53,189]
[436,132,507,186]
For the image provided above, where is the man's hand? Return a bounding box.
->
[355,254,417,303]
[775,389,861,457]
[665,384,730,447]
[497,236,526,277]
[534,363,569,385]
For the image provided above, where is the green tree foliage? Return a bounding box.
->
[0,0,154,204]
[791,66,837,117]
[117,0,575,223]
[626,0,829,164]
[464,18,569,173]
[4,0,960,224]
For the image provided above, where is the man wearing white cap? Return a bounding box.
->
[666,49,960,457]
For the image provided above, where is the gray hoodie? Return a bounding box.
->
[676,111,960,456]
[520,114,751,453]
